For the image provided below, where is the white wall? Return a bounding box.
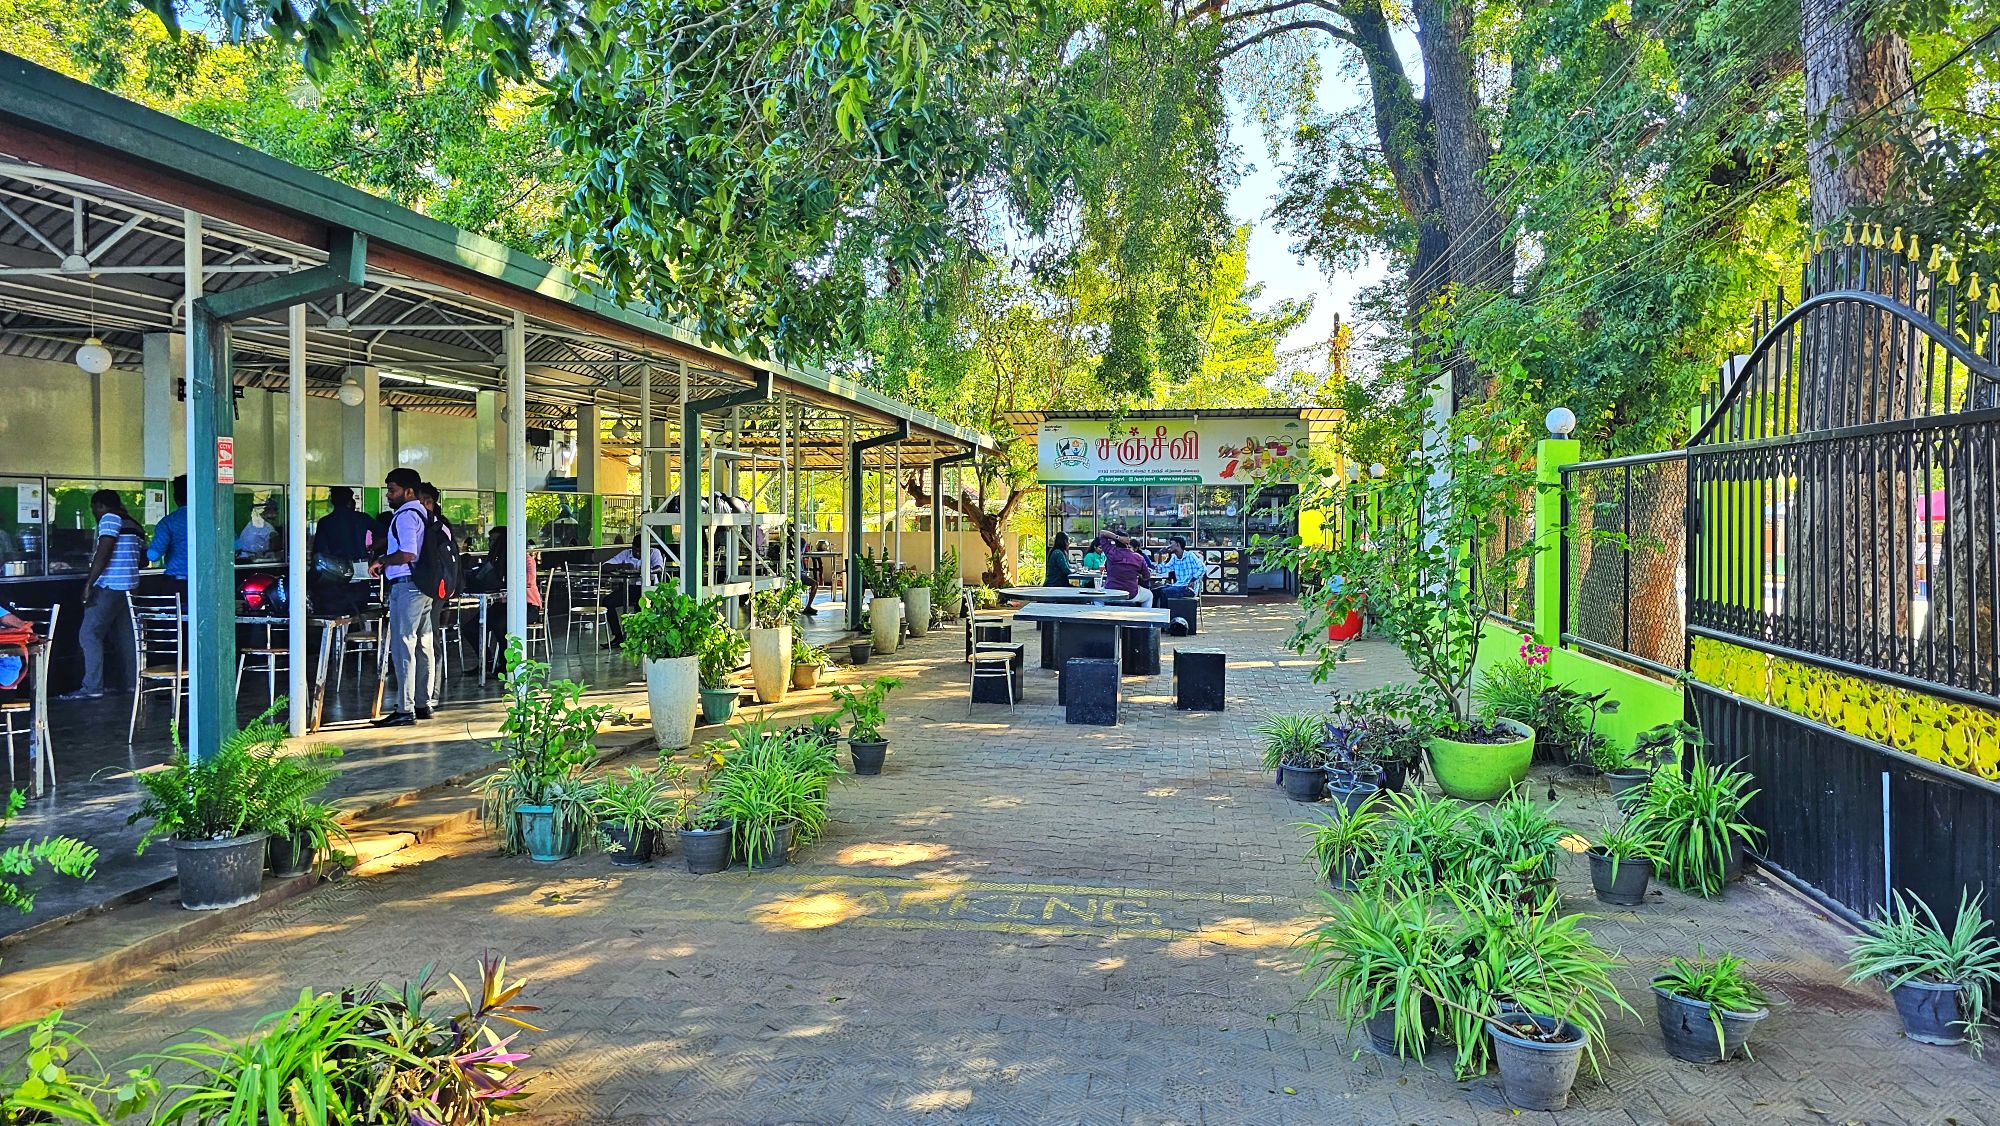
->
[0,357,148,477]
[391,408,481,490]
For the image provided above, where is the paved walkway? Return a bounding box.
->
[37,605,2000,1123]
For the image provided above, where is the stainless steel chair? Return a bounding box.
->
[127,593,186,743]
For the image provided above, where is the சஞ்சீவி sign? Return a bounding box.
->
[1036,415,1307,485]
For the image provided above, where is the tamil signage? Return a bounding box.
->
[1036,415,1307,485]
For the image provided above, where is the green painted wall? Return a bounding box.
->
[1477,621,1682,750]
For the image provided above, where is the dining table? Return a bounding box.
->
[137,610,371,734]
[996,586,1140,668]
[1008,602,1172,702]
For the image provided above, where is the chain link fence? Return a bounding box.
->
[1562,453,1688,674]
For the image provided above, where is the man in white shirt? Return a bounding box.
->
[367,468,433,727]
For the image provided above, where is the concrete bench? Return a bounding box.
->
[1174,649,1225,711]
[1063,658,1119,725]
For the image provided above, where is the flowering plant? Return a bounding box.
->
[1519,634,1551,667]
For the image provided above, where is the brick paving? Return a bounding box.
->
[43,603,2000,1123]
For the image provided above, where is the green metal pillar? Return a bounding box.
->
[1532,436,1581,646]
[184,229,365,760]
[847,422,908,631]
[681,374,771,599]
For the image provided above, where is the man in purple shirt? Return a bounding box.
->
[1097,532,1155,608]
[367,468,433,727]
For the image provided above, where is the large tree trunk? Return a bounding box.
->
[1342,0,1451,329]
[901,473,1023,586]
[1801,2,1913,229]
[1409,0,1512,296]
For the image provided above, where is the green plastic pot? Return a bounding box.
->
[699,687,739,724]
[1429,718,1535,800]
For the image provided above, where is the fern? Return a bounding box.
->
[0,789,97,913]
[129,702,339,852]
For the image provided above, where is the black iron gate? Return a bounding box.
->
[1686,227,2000,923]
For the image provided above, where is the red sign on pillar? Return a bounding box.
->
[216,436,236,484]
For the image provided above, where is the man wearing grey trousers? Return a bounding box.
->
[368,468,433,728]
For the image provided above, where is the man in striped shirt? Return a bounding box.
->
[61,490,144,700]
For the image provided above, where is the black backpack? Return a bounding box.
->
[410,512,462,601]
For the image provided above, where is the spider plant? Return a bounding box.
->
[1846,890,2000,1053]
[1445,884,1635,1077]
[1257,712,1329,770]
[1300,885,1464,1059]
[1300,796,1385,888]
[1366,788,1479,892]
[1587,818,1664,882]
[1653,948,1770,1058]
[708,751,818,868]
[0,1009,157,1124]
[1629,753,1762,896]
[1468,790,1567,900]
[587,768,681,841]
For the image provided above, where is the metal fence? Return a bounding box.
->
[1559,452,1687,676]
[1478,501,1534,631]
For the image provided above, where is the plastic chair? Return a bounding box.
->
[127,593,186,743]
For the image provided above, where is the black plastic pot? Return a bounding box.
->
[1364,997,1438,1057]
[1653,985,1767,1062]
[744,821,797,871]
[1348,762,1384,787]
[603,823,657,867]
[1281,763,1327,802]
[1326,851,1371,892]
[848,640,873,665]
[266,832,315,879]
[1607,768,1650,807]
[1377,759,1409,793]
[1588,849,1652,906]
[173,832,270,911]
[1488,1013,1586,1110]
[849,738,888,776]
[1889,978,1968,1046]
[678,823,732,873]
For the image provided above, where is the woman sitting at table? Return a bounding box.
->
[481,527,542,675]
[1045,532,1074,588]
[1096,532,1154,607]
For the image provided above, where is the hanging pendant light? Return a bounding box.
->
[75,273,112,374]
[610,416,632,442]
[337,376,366,407]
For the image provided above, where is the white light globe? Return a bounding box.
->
[74,336,113,375]
[1369,462,1387,479]
[337,377,366,407]
[1545,406,1578,437]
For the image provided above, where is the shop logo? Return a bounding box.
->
[1055,436,1087,467]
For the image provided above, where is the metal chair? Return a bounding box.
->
[127,593,186,743]
[968,648,1017,715]
[335,613,383,693]
[563,566,612,651]
[525,566,553,662]
[3,604,60,791]
[236,621,288,702]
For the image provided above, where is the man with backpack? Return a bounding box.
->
[369,468,439,727]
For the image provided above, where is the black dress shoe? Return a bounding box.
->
[415,707,433,720]
[371,712,416,728]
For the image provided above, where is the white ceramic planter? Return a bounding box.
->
[646,655,700,749]
[903,587,932,638]
[870,595,902,655]
[747,624,791,704]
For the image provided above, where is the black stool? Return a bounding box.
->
[1174,649,1225,711]
[972,641,1026,703]
[1164,596,1199,636]
[1120,626,1160,676]
[1063,658,1119,725]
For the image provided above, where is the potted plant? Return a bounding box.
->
[1651,948,1771,1062]
[1468,791,1566,907]
[1330,685,1429,793]
[1258,713,1330,801]
[1629,745,1762,896]
[903,567,933,639]
[1585,818,1662,906]
[748,583,801,704]
[832,676,902,775]
[860,551,904,655]
[929,548,962,627]
[1301,796,1383,891]
[131,704,336,910]
[588,766,683,866]
[710,748,815,871]
[678,800,733,874]
[1604,720,1688,805]
[266,798,351,879]
[480,642,620,862]
[1266,391,1540,802]
[793,634,830,689]
[698,623,748,724]
[621,586,725,749]
[847,636,873,665]
[1845,890,2000,1051]
[1301,885,1457,1058]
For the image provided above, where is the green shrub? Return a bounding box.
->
[130,703,337,852]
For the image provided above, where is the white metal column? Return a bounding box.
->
[505,312,528,641]
[286,304,308,735]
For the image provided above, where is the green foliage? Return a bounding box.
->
[928,549,963,623]
[1653,948,1771,1058]
[1846,891,2000,1052]
[1299,797,1383,884]
[0,790,97,914]
[791,633,830,669]
[832,677,902,744]
[273,799,353,873]
[1327,685,1432,770]
[586,767,686,841]
[707,741,823,869]
[698,626,748,691]
[1300,887,1462,1060]
[482,640,620,853]
[620,588,725,663]
[1629,751,1763,897]
[750,584,803,631]
[1443,885,1634,1076]
[130,703,337,852]
[1588,818,1665,884]
[1255,713,1327,770]
[0,1010,156,1124]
